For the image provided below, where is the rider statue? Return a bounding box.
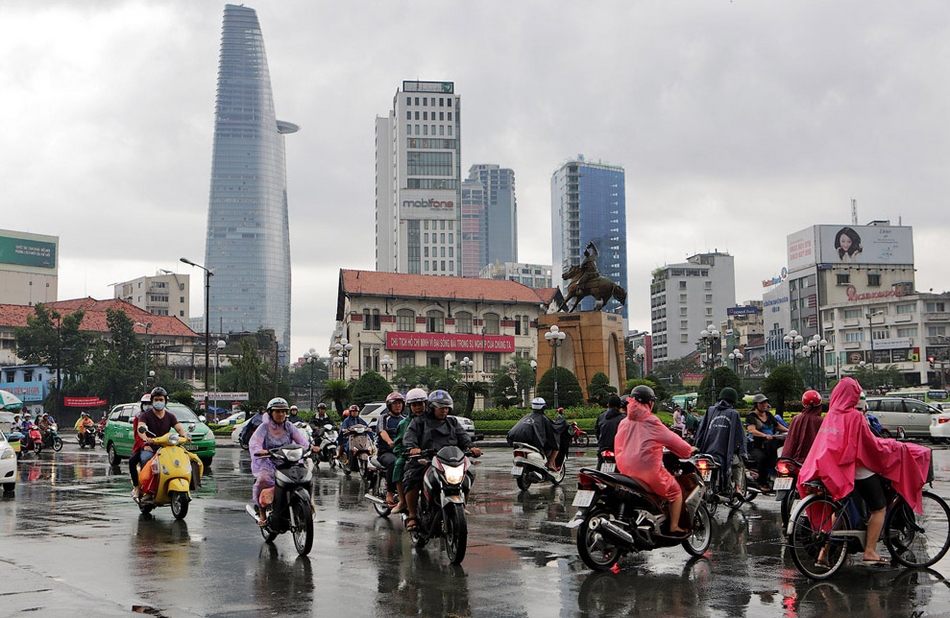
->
[560,241,626,312]
[576,242,601,290]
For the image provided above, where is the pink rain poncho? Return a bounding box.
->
[798,377,932,512]
[615,399,693,501]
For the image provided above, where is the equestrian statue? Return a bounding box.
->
[559,242,627,312]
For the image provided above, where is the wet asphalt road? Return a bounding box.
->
[3,441,950,617]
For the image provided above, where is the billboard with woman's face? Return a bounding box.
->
[820,225,913,264]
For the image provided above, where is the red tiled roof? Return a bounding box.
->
[0,298,198,338]
[339,269,554,304]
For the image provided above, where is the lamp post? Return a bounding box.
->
[699,325,721,402]
[181,257,213,411]
[805,335,828,391]
[380,354,394,382]
[332,338,353,380]
[212,339,226,415]
[783,329,804,372]
[136,321,152,388]
[544,325,567,408]
[728,348,744,374]
[445,353,454,371]
[866,311,884,394]
[529,359,538,401]
[303,347,317,411]
[634,345,646,379]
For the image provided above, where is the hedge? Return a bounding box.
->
[475,410,675,435]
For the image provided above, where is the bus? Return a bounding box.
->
[671,393,699,410]
[883,388,949,404]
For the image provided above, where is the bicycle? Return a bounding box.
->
[788,478,950,580]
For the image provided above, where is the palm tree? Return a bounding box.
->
[450,379,492,418]
[322,379,351,414]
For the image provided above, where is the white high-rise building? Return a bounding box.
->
[375,81,461,275]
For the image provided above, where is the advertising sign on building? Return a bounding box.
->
[817,225,913,265]
[386,332,515,353]
[1,381,47,403]
[787,228,818,272]
[0,234,56,269]
[727,306,759,317]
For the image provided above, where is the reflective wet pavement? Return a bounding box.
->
[3,442,950,617]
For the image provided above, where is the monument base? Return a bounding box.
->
[536,312,627,398]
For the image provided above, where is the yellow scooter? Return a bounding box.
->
[135,432,203,519]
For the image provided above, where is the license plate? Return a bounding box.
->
[701,470,712,482]
[510,465,523,477]
[600,462,615,473]
[572,489,595,507]
[186,444,199,452]
[773,477,794,491]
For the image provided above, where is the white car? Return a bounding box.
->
[0,430,17,493]
[217,411,246,425]
[929,409,950,443]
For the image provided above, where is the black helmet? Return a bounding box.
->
[631,385,656,404]
[427,389,453,410]
[607,394,623,409]
[718,387,739,404]
[150,386,168,399]
[317,402,327,410]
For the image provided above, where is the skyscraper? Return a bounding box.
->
[462,164,517,278]
[551,156,628,317]
[376,81,461,276]
[205,4,295,359]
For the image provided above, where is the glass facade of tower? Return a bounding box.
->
[205,4,295,360]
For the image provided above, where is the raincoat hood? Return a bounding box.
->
[827,376,862,415]
[625,399,652,421]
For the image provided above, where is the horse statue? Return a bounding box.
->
[559,263,627,313]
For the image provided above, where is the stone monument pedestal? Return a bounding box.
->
[536,312,627,399]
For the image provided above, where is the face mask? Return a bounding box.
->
[143,405,153,412]
[153,401,166,411]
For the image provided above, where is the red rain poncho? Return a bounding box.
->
[615,399,693,501]
[798,377,931,512]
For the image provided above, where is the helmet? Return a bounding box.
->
[856,391,868,412]
[557,407,564,414]
[608,394,623,409]
[531,397,546,411]
[406,388,428,405]
[290,405,298,411]
[631,385,656,404]
[317,402,327,409]
[751,393,769,404]
[386,392,406,410]
[140,393,151,404]
[428,389,454,410]
[802,390,822,407]
[349,404,360,413]
[267,397,291,411]
[150,386,168,399]
[718,387,739,404]
[343,409,350,417]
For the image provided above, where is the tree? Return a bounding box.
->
[232,338,269,409]
[587,372,617,406]
[844,363,905,394]
[760,364,805,414]
[450,379,492,418]
[697,366,743,410]
[490,373,521,408]
[79,308,146,407]
[352,371,393,406]
[510,357,538,407]
[392,364,453,393]
[536,367,584,408]
[625,378,659,402]
[321,379,351,413]
[14,304,91,411]
[643,374,670,403]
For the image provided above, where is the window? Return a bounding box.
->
[679,281,686,289]
[426,310,445,333]
[440,220,446,230]
[680,293,687,302]
[414,111,419,120]
[897,327,918,338]
[514,314,522,335]
[406,96,411,106]
[448,247,454,257]
[414,97,419,105]
[424,247,429,257]
[837,274,850,285]
[897,303,916,314]
[705,294,713,303]
[844,308,862,319]
[680,307,687,316]
[928,325,947,337]
[448,233,454,243]
[362,308,381,331]
[423,125,427,135]
[868,274,881,287]
[705,307,713,316]
[483,313,500,335]
[456,311,473,334]
[397,309,415,332]
[423,97,427,105]
[844,331,864,343]
[397,350,414,369]
[927,302,946,313]
[522,316,529,335]
[448,125,452,135]
[484,353,500,373]
[705,281,712,290]
[423,111,428,120]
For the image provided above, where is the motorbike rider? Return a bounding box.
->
[338,404,372,467]
[391,387,428,515]
[287,405,302,424]
[595,394,624,463]
[240,407,265,446]
[745,393,788,493]
[75,412,96,448]
[506,397,560,469]
[615,385,695,535]
[801,377,932,565]
[248,397,316,525]
[130,387,189,500]
[782,390,825,463]
[694,387,748,496]
[403,390,481,532]
[376,392,407,508]
[310,403,332,430]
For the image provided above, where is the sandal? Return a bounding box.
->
[405,517,420,532]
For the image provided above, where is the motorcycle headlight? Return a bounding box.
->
[285,447,303,462]
[167,433,180,446]
[443,463,465,485]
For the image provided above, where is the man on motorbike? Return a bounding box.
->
[391,388,428,515]
[376,392,407,508]
[240,407,265,447]
[403,390,481,531]
[338,404,372,467]
[694,387,748,496]
[595,394,624,463]
[745,393,788,493]
[75,412,96,448]
[615,385,695,535]
[782,390,824,463]
[130,387,189,500]
[506,398,559,469]
[248,397,316,525]
[287,405,302,424]
[310,403,332,432]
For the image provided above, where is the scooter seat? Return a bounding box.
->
[579,467,665,508]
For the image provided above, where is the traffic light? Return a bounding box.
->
[929,356,936,369]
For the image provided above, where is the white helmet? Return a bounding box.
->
[531,397,546,411]
[406,388,428,405]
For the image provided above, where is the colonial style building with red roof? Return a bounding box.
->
[335,269,561,378]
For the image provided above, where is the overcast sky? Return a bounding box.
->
[3,1,950,361]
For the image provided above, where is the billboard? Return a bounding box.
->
[0,234,56,269]
[817,225,913,265]
[386,332,515,353]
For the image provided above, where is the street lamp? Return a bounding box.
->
[136,321,152,388]
[213,339,226,415]
[303,347,317,410]
[728,348,744,374]
[529,359,538,401]
[866,311,884,394]
[181,257,214,410]
[544,325,567,408]
[445,353,454,371]
[635,345,646,379]
[783,329,804,372]
[699,325,721,402]
[380,354,394,381]
[332,338,353,380]
[805,335,828,391]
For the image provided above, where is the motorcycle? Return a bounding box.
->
[568,451,712,571]
[773,456,802,530]
[596,449,616,472]
[511,441,567,490]
[341,424,375,479]
[311,424,340,468]
[41,424,64,452]
[570,421,591,447]
[245,444,315,556]
[364,453,394,517]
[134,431,202,520]
[408,446,477,565]
[21,426,44,456]
[77,426,97,449]
[691,452,754,515]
